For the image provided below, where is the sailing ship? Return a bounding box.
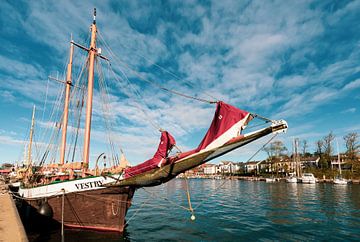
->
[17,9,288,233]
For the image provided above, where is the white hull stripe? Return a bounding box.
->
[18,174,122,199]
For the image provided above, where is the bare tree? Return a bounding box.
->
[323,132,335,157]
[315,140,323,155]
[264,140,287,175]
[271,140,288,157]
[321,132,335,168]
[343,132,359,172]
[301,140,308,157]
[315,140,327,168]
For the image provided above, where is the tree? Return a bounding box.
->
[315,140,323,155]
[315,140,328,169]
[301,140,309,157]
[322,132,335,167]
[271,140,287,157]
[264,140,288,175]
[343,132,360,172]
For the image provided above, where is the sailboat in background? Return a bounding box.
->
[16,9,288,233]
[286,138,299,183]
[9,105,37,191]
[333,139,348,185]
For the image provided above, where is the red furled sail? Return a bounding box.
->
[195,101,251,152]
[168,101,252,163]
[124,131,176,178]
[124,102,252,179]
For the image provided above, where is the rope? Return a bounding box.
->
[155,85,217,104]
[141,188,192,211]
[184,176,195,220]
[124,196,152,226]
[246,133,278,163]
[98,31,218,101]
[97,31,217,104]
[251,113,272,123]
[97,59,122,166]
[42,78,49,123]
[107,62,162,131]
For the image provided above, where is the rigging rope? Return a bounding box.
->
[97,58,120,167]
[107,61,162,131]
[97,31,217,104]
[98,31,218,101]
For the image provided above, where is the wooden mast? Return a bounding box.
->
[59,38,74,165]
[27,105,36,167]
[83,8,97,172]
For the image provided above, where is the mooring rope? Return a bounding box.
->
[124,196,152,226]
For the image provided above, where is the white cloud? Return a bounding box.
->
[341,107,356,114]
[343,78,360,91]
[1,0,360,164]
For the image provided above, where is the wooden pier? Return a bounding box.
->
[0,184,28,242]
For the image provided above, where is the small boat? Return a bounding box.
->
[265,177,277,183]
[285,176,297,183]
[333,177,348,185]
[300,173,316,184]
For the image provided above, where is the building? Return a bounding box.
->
[245,161,258,173]
[301,156,320,167]
[203,164,217,175]
[218,161,240,174]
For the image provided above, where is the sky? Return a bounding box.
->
[0,0,359,167]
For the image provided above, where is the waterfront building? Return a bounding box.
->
[245,161,258,173]
[218,161,241,174]
[301,156,320,168]
[203,164,217,175]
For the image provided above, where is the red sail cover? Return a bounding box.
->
[124,102,250,178]
[169,101,251,162]
[195,101,249,151]
[124,131,176,178]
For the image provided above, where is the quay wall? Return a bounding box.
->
[0,183,28,242]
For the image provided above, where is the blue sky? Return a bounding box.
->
[0,0,359,167]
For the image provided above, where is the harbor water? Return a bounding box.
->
[27,179,360,241]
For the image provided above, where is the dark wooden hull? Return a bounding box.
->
[19,186,135,233]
